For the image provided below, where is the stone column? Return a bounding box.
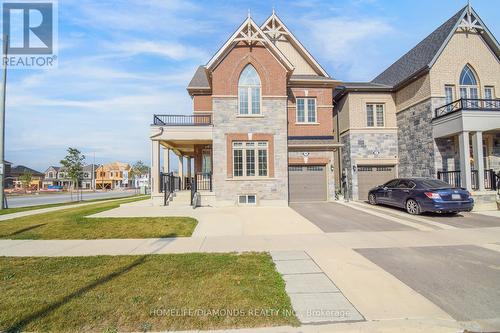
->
[163,148,170,174]
[178,155,184,190]
[151,140,161,195]
[472,131,485,191]
[458,131,472,191]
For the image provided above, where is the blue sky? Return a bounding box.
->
[5,0,499,171]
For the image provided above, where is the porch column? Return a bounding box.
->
[151,140,161,195]
[178,155,184,190]
[458,131,472,191]
[163,148,170,174]
[472,131,485,191]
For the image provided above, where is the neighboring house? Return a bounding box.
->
[95,162,131,189]
[11,165,44,190]
[81,164,99,190]
[42,166,72,189]
[133,168,150,188]
[150,11,341,206]
[334,5,499,207]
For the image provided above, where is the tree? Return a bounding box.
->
[19,170,33,191]
[60,148,85,191]
[130,161,149,188]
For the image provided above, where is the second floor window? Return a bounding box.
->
[233,141,268,177]
[445,85,454,104]
[366,104,384,127]
[238,65,261,115]
[296,98,316,123]
[484,86,494,99]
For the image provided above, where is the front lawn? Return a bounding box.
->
[0,197,197,239]
[0,253,298,332]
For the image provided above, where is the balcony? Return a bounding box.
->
[434,98,500,119]
[153,114,212,126]
[432,98,500,138]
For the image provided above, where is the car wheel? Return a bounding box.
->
[368,193,377,205]
[406,199,421,215]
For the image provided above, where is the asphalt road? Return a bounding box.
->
[357,245,500,324]
[5,189,140,208]
[291,202,415,232]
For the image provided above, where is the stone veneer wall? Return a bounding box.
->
[341,131,398,200]
[212,97,288,206]
[288,150,336,200]
[397,99,436,177]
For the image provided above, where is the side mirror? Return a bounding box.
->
[382,187,388,190]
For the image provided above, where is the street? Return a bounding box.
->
[5,189,139,208]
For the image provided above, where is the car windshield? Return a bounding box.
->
[418,179,453,189]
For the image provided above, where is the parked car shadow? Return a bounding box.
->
[364,201,467,218]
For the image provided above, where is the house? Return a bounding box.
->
[132,168,150,188]
[151,11,341,206]
[10,165,44,190]
[81,164,99,190]
[4,160,13,188]
[95,162,131,189]
[150,5,499,208]
[334,4,499,209]
[42,166,72,189]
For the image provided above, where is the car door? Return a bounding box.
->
[378,179,399,204]
[388,180,412,207]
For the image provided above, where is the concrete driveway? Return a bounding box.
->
[291,202,416,232]
[357,245,500,328]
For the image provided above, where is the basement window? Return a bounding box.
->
[238,194,256,205]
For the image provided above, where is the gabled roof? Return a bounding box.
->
[45,166,60,172]
[372,5,500,88]
[187,66,210,92]
[206,16,294,72]
[261,12,330,78]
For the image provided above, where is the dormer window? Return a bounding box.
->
[238,65,261,115]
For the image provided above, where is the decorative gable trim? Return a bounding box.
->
[206,16,294,72]
[261,12,330,78]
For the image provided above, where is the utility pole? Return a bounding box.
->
[0,35,8,210]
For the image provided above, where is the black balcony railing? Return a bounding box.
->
[153,114,212,126]
[437,169,498,191]
[434,98,500,118]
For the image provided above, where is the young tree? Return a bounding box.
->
[60,148,85,191]
[130,160,149,187]
[19,170,33,191]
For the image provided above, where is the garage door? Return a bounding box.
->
[289,165,327,202]
[357,165,396,201]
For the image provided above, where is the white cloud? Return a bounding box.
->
[304,16,394,80]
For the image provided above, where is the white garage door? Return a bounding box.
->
[357,165,396,201]
[289,165,327,202]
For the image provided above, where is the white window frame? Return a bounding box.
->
[232,141,269,178]
[238,194,257,205]
[366,103,385,127]
[296,98,317,123]
[444,85,455,104]
[484,86,495,99]
[238,65,262,116]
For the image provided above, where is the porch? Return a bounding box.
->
[150,114,214,206]
[432,98,500,199]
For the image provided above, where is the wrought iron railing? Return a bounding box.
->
[437,169,498,191]
[190,172,212,206]
[160,172,180,206]
[153,114,212,126]
[434,98,500,118]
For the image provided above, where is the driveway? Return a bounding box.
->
[357,245,500,326]
[291,202,416,232]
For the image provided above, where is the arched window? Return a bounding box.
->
[238,65,261,115]
[459,65,478,100]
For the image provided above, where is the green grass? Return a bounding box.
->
[0,197,197,239]
[0,195,142,216]
[0,253,298,332]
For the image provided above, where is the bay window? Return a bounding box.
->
[233,141,268,177]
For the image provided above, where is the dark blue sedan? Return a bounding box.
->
[368,178,474,215]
